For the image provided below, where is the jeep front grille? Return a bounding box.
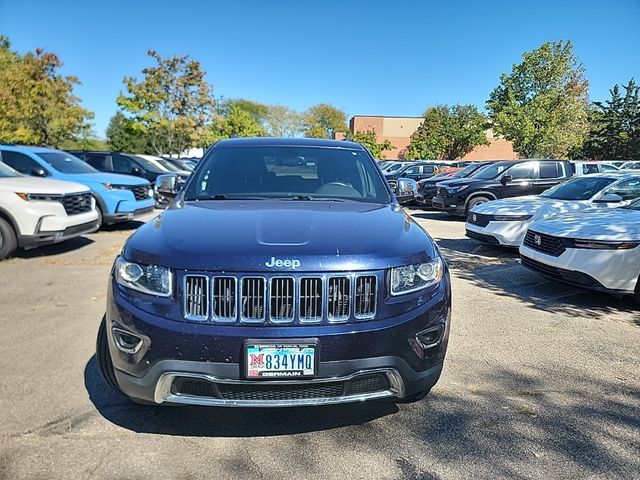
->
[182,273,379,324]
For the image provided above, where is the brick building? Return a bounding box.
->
[337,115,518,161]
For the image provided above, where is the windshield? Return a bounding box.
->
[624,198,640,210]
[384,163,404,172]
[184,146,392,203]
[472,163,511,180]
[36,152,97,174]
[540,177,615,200]
[0,161,20,177]
[157,159,183,172]
[130,156,164,174]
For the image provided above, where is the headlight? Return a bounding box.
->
[391,257,444,296]
[115,256,172,296]
[571,240,639,250]
[15,192,62,201]
[493,215,533,221]
[447,185,469,193]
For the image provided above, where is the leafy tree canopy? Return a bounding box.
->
[405,104,489,160]
[264,104,303,137]
[106,111,150,152]
[210,104,266,140]
[303,103,348,138]
[578,79,640,160]
[486,40,589,158]
[0,35,93,147]
[344,130,393,159]
[117,50,214,156]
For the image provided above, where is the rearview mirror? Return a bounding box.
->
[597,193,624,203]
[31,168,47,177]
[131,167,143,176]
[156,174,180,197]
[500,174,513,185]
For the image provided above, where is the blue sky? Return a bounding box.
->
[1,0,639,138]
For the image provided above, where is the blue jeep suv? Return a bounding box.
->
[97,138,451,406]
[0,145,155,227]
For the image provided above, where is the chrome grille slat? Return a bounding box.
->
[212,277,236,322]
[270,277,295,323]
[327,276,351,322]
[184,275,209,321]
[242,277,266,322]
[354,276,377,319]
[299,277,323,322]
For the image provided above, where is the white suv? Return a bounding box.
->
[0,161,99,259]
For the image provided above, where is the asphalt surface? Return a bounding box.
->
[0,208,638,479]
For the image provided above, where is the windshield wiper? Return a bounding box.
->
[280,195,345,202]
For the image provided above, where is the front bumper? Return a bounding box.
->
[432,195,465,215]
[103,204,155,224]
[519,244,640,294]
[106,276,451,406]
[18,217,100,249]
[465,220,530,247]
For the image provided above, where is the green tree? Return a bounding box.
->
[264,104,303,137]
[0,35,93,147]
[106,112,149,152]
[405,105,489,160]
[117,50,214,156]
[344,130,393,158]
[221,98,270,124]
[303,103,348,138]
[210,104,266,139]
[579,79,640,160]
[486,40,589,158]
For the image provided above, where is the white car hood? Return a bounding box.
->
[0,177,90,195]
[472,196,591,217]
[530,209,640,241]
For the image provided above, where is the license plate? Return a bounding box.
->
[245,342,317,379]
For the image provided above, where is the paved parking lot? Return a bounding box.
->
[0,209,638,479]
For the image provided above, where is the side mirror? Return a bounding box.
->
[500,174,513,185]
[131,167,143,176]
[397,178,418,196]
[597,193,623,203]
[156,174,180,197]
[401,172,408,177]
[31,168,47,177]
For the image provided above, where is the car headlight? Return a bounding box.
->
[115,256,172,296]
[447,185,469,193]
[493,215,533,221]
[15,192,62,201]
[391,257,444,296]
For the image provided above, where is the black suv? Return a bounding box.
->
[432,159,572,216]
[69,151,166,185]
[417,161,494,208]
[386,162,446,183]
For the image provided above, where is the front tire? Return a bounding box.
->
[466,196,491,216]
[96,317,122,394]
[0,217,18,260]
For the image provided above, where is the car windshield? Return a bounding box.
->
[131,156,165,174]
[157,159,183,172]
[540,176,615,200]
[623,198,640,210]
[384,163,404,172]
[36,152,98,174]
[0,161,20,177]
[472,163,510,180]
[184,146,392,203]
[455,163,486,178]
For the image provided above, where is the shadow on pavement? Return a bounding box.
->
[98,219,147,232]
[83,356,399,437]
[84,356,640,477]
[13,236,95,258]
[436,237,519,262]
[409,210,465,222]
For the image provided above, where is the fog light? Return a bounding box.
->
[112,327,143,354]
[416,325,444,349]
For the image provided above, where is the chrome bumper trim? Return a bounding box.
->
[153,368,405,407]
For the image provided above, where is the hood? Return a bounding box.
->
[0,177,91,194]
[124,200,438,272]
[472,196,590,217]
[530,208,640,241]
[62,172,150,186]
[437,177,490,188]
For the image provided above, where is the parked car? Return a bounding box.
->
[621,161,640,170]
[0,160,99,259]
[0,146,155,227]
[381,161,410,174]
[167,158,197,171]
[432,159,572,217]
[571,161,618,175]
[96,137,451,407]
[136,154,191,177]
[416,161,494,208]
[519,200,640,302]
[385,162,447,183]
[466,172,640,247]
[69,151,166,185]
